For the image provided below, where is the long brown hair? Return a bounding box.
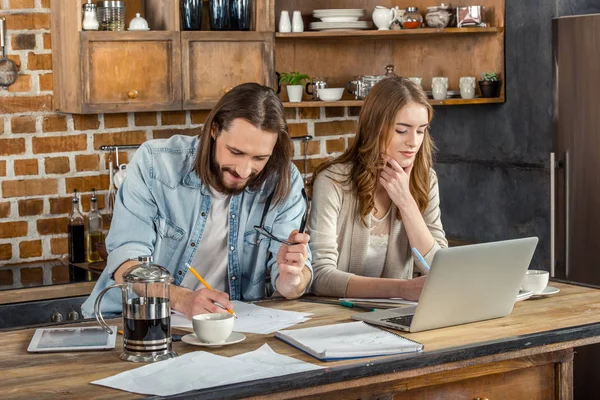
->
[314,77,435,225]
[195,83,293,204]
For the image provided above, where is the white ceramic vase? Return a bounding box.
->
[292,10,304,33]
[432,77,448,100]
[408,77,423,88]
[279,10,291,33]
[286,85,303,102]
[459,76,476,99]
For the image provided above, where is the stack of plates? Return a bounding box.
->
[311,9,370,31]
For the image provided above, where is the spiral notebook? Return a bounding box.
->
[274,321,423,361]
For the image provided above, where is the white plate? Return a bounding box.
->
[530,286,560,298]
[127,28,151,31]
[319,17,361,23]
[181,332,246,347]
[515,290,533,302]
[313,9,365,14]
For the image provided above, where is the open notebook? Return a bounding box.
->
[274,321,423,361]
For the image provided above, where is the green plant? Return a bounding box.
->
[480,72,499,82]
[279,71,311,86]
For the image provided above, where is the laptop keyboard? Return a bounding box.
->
[382,314,414,327]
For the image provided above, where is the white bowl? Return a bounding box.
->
[318,87,344,101]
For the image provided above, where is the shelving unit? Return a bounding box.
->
[50,0,505,112]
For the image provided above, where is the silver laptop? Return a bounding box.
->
[353,237,539,333]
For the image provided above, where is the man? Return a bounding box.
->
[82,83,312,318]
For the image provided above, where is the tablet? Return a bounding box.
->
[27,326,117,353]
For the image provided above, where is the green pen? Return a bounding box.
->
[339,300,376,312]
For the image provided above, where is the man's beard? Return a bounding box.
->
[210,154,257,196]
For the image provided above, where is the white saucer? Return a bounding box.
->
[128,28,150,31]
[515,290,533,302]
[181,332,246,347]
[530,286,560,298]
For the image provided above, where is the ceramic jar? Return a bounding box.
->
[459,76,476,99]
[425,4,452,28]
[279,10,291,32]
[432,77,448,100]
[292,10,304,32]
[407,77,422,88]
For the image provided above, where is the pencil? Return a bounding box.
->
[185,263,238,318]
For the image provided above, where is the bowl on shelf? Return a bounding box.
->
[318,88,344,101]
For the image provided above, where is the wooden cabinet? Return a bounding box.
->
[81,32,181,113]
[51,0,504,113]
[182,32,274,109]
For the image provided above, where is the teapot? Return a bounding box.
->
[94,255,177,362]
[372,6,398,30]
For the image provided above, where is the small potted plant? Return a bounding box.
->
[279,71,310,102]
[478,72,501,98]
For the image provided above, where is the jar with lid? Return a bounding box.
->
[362,75,386,98]
[401,7,423,29]
[82,0,99,31]
[98,0,126,31]
[384,64,398,78]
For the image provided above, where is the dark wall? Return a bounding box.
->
[432,0,599,270]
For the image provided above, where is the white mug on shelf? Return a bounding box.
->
[459,76,476,99]
[407,77,422,88]
[432,77,448,100]
[292,10,304,33]
[279,10,292,33]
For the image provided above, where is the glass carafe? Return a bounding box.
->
[94,256,177,362]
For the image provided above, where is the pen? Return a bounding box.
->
[185,263,238,318]
[411,247,431,273]
[339,300,376,312]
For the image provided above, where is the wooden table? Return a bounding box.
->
[3,282,600,399]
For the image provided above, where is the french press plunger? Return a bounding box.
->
[94,255,177,362]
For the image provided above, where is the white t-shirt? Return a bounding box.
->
[363,207,391,278]
[180,190,231,292]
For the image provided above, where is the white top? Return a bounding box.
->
[181,190,231,292]
[363,207,391,278]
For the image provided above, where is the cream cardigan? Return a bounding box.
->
[308,163,448,297]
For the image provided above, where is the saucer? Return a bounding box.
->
[515,290,533,302]
[530,286,560,298]
[181,332,246,347]
[128,28,151,31]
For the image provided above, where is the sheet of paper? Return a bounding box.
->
[170,300,312,334]
[340,298,418,306]
[91,344,322,396]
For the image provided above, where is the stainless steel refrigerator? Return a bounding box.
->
[552,13,600,398]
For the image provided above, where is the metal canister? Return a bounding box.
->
[98,1,126,31]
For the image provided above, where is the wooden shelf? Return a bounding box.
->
[283,97,505,108]
[276,27,503,40]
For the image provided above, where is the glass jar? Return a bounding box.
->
[362,75,386,98]
[401,7,423,29]
[82,0,99,31]
[98,0,126,31]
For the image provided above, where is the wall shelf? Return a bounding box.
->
[283,97,505,108]
[276,27,504,40]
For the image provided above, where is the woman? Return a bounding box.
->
[309,77,447,301]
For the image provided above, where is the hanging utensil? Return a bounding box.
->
[0,18,18,90]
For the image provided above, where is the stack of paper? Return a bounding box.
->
[92,344,323,396]
[171,300,312,334]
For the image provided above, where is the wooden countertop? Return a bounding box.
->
[2,282,600,399]
[0,281,96,305]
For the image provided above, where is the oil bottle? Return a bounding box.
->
[86,188,104,262]
[68,189,85,263]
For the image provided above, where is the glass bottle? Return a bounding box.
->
[401,7,423,29]
[82,0,99,31]
[68,190,86,264]
[86,188,104,263]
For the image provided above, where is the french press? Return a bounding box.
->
[94,255,177,362]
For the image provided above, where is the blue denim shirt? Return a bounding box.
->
[81,135,312,317]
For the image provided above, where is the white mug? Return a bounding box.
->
[459,76,476,99]
[192,313,234,343]
[407,77,422,88]
[521,270,549,295]
[432,77,448,100]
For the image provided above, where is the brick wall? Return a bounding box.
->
[0,1,358,288]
